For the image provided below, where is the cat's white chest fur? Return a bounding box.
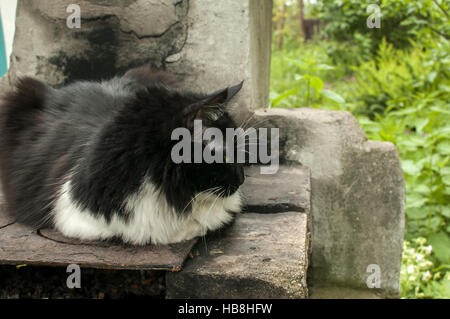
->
[52,180,241,245]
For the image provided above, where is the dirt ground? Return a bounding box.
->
[0,265,166,299]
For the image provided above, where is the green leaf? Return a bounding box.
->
[270,88,299,107]
[414,118,429,133]
[310,76,324,93]
[406,207,428,220]
[313,64,335,71]
[442,206,450,218]
[320,89,345,104]
[436,141,450,155]
[430,106,450,115]
[429,232,450,264]
[406,193,428,208]
[402,160,422,176]
[442,175,450,186]
[426,71,437,83]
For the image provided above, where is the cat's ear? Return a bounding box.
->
[194,81,244,122]
[204,81,244,106]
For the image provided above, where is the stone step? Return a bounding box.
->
[165,165,311,298]
[166,212,309,299]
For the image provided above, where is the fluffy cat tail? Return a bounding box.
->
[0,77,47,142]
[0,77,48,221]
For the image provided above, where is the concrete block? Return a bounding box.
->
[252,108,405,298]
[241,165,311,214]
[3,0,272,112]
[166,212,309,299]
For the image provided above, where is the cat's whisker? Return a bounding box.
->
[202,234,208,254]
[236,142,260,147]
[245,118,273,130]
[180,186,222,215]
[239,112,256,130]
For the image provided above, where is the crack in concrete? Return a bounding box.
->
[0,221,15,230]
[118,19,181,40]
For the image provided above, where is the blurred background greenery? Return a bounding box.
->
[270,0,449,298]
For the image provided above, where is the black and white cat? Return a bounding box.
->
[0,66,245,245]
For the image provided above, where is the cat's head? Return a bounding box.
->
[161,82,246,213]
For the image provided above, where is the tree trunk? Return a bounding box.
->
[276,1,287,50]
[298,0,305,39]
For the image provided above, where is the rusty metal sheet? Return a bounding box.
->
[0,208,196,271]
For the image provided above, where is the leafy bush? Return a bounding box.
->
[351,39,450,117]
[401,238,450,298]
[313,0,450,54]
[270,40,450,298]
[270,44,347,108]
[270,0,450,299]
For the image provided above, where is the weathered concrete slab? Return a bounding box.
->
[4,0,272,118]
[0,214,14,229]
[0,206,15,229]
[242,165,310,214]
[166,212,309,299]
[0,209,197,271]
[169,0,272,113]
[251,108,405,298]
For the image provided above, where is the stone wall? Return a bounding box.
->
[1,0,272,112]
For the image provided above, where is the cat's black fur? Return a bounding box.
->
[0,66,245,229]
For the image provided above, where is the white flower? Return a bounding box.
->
[422,271,432,281]
[407,265,415,274]
[416,254,424,262]
[426,245,432,254]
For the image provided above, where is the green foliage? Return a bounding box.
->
[322,37,373,75]
[314,0,450,54]
[401,238,450,298]
[351,39,450,117]
[272,0,318,51]
[270,44,346,108]
[270,0,450,299]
